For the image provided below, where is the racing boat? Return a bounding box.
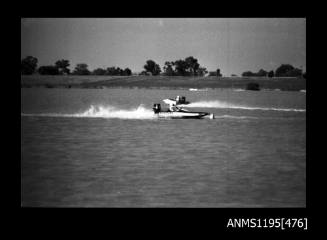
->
[153,103,214,119]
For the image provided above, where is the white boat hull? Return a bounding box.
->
[163,98,190,106]
[155,111,209,119]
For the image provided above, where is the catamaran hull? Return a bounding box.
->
[155,111,209,119]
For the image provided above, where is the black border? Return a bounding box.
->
[16,6,317,233]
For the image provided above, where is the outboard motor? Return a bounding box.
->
[153,103,161,113]
[176,95,181,104]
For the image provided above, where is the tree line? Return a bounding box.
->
[21,56,132,76]
[242,64,304,78]
[21,55,305,78]
[21,56,218,77]
[141,57,223,77]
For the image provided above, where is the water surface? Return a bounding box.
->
[21,88,306,207]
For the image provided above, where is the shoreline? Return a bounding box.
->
[21,75,306,91]
[20,85,307,93]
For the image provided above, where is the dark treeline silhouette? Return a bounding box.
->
[21,56,305,79]
[21,56,38,75]
[101,67,132,76]
[38,66,60,75]
[73,65,132,76]
[242,64,303,78]
[163,57,208,76]
[140,57,208,76]
[275,64,303,77]
[72,63,90,75]
[56,59,70,74]
[81,66,132,76]
[21,56,132,76]
[267,71,274,78]
[143,60,161,76]
[242,69,269,77]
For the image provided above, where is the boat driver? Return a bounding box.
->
[169,104,180,112]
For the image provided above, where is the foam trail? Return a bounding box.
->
[21,105,156,119]
[181,100,306,112]
[213,115,258,119]
[189,88,208,91]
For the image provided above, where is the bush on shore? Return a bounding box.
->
[38,65,60,75]
[246,82,260,91]
[21,56,38,75]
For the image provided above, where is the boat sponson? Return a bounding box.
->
[155,110,209,119]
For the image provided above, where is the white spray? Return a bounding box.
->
[22,105,156,119]
[181,100,306,112]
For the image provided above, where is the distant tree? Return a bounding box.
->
[106,67,117,75]
[38,65,60,75]
[105,67,131,76]
[163,61,175,76]
[162,57,207,76]
[117,67,124,75]
[106,66,122,75]
[123,68,132,76]
[231,74,238,77]
[208,72,216,76]
[92,68,107,75]
[268,70,274,78]
[256,69,268,77]
[242,69,268,77]
[21,56,38,75]
[73,63,90,75]
[55,59,70,75]
[144,60,161,76]
[117,67,123,75]
[139,70,150,76]
[174,59,190,76]
[285,68,302,77]
[275,64,295,77]
[242,71,255,77]
[275,64,303,77]
[197,67,208,76]
[185,56,200,76]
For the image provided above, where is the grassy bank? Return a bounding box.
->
[21,75,306,91]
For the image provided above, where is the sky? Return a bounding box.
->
[21,18,306,76]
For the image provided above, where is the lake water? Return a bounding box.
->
[21,88,306,207]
